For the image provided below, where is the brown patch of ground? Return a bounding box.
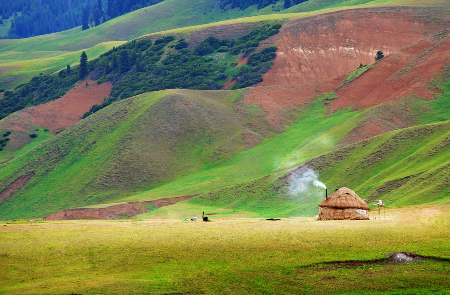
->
[0,172,35,203]
[22,79,112,133]
[222,79,236,89]
[245,76,344,127]
[43,195,197,220]
[242,128,263,148]
[330,31,450,113]
[260,9,442,88]
[236,56,248,67]
[0,79,112,153]
[243,8,450,128]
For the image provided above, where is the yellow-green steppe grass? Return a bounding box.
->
[0,205,449,294]
[0,41,124,91]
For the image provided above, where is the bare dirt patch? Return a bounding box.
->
[43,195,197,220]
[222,79,236,89]
[0,172,35,203]
[243,8,450,128]
[22,79,112,134]
[330,32,450,113]
[0,79,112,153]
[244,77,344,127]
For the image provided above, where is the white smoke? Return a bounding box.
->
[313,180,326,189]
[289,168,326,194]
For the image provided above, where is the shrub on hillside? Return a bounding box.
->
[83,111,92,119]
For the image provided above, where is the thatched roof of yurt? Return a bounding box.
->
[319,187,369,210]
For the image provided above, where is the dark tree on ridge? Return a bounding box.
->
[82,7,89,30]
[79,51,88,80]
[375,51,384,61]
[284,0,291,9]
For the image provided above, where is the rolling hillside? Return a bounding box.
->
[0,0,450,220]
[1,0,440,91]
[1,63,450,220]
[0,88,285,219]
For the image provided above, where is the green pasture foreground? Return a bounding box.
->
[0,205,449,294]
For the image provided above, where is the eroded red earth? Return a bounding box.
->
[244,8,450,134]
[0,79,112,152]
[43,195,196,220]
[23,79,112,133]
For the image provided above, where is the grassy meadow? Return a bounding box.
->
[0,205,449,294]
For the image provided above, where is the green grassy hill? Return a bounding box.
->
[130,70,450,219]
[0,88,284,219]
[0,0,426,90]
[2,70,450,220]
[1,0,450,220]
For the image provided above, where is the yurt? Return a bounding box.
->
[318,187,369,220]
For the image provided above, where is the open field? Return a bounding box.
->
[0,204,449,294]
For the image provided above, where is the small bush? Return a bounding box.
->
[272,24,282,30]
[3,131,11,137]
[175,39,189,50]
[375,51,384,61]
[217,46,229,52]
[83,111,92,119]
[5,138,10,141]
[230,48,241,55]
[29,134,37,138]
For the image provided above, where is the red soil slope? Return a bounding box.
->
[22,79,112,133]
[330,30,450,113]
[43,195,196,220]
[243,8,450,127]
[0,79,112,152]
